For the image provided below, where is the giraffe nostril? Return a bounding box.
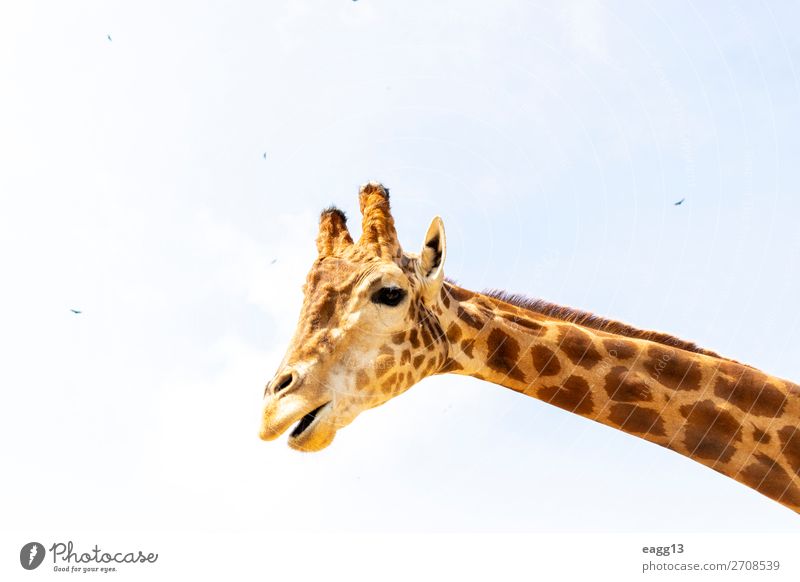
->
[272,372,295,395]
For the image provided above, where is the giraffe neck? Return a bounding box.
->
[436,282,800,512]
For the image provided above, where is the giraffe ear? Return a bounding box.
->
[419,216,446,300]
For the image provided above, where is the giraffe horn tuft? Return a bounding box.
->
[316,206,353,256]
[357,182,400,258]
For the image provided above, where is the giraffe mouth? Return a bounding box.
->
[289,402,330,439]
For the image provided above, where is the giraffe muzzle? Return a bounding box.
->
[259,393,335,451]
[259,366,337,449]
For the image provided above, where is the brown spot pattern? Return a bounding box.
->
[440,288,451,308]
[679,400,742,463]
[445,322,462,343]
[375,355,394,378]
[381,373,398,393]
[646,346,701,391]
[412,354,425,369]
[538,376,594,415]
[752,426,772,444]
[740,453,800,506]
[603,366,652,402]
[530,345,561,377]
[447,285,474,302]
[714,370,787,418]
[603,338,638,360]
[507,315,545,334]
[419,323,433,348]
[558,326,603,370]
[486,329,526,382]
[440,359,464,373]
[408,329,420,348]
[456,305,485,330]
[778,426,800,476]
[607,403,666,436]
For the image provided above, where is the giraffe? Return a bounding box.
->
[260,182,800,513]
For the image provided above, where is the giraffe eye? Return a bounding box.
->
[371,286,406,307]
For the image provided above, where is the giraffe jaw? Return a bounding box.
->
[286,401,336,452]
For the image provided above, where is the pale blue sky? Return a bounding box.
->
[2,0,800,534]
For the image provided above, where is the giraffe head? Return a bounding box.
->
[260,183,448,451]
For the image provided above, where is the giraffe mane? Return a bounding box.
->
[478,287,734,361]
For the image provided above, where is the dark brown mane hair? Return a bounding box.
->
[477,287,730,360]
